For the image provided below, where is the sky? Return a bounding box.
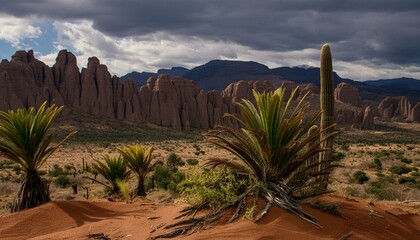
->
[0,0,420,81]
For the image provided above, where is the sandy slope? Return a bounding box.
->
[0,196,419,240]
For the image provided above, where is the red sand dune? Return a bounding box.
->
[0,195,418,240]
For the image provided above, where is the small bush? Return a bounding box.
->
[167,153,185,168]
[374,158,382,170]
[54,175,71,188]
[411,171,420,177]
[12,165,22,175]
[333,151,345,161]
[116,179,131,203]
[167,171,185,195]
[186,158,199,166]
[400,158,413,164]
[178,168,262,209]
[389,165,412,175]
[399,177,416,184]
[49,164,65,177]
[367,181,399,200]
[340,144,350,151]
[153,164,173,189]
[353,171,369,184]
[153,163,185,195]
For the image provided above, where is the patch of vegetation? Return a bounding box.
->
[333,151,346,161]
[186,158,199,166]
[389,165,412,175]
[152,163,185,195]
[400,158,413,164]
[49,164,65,177]
[367,181,400,200]
[53,175,72,188]
[92,156,131,195]
[178,168,262,209]
[56,115,203,146]
[353,171,369,184]
[373,158,382,170]
[340,144,350,151]
[12,165,22,175]
[167,153,185,168]
[399,177,416,184]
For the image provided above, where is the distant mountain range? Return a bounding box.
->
[121,60,420,102]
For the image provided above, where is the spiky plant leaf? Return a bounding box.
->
[0,102,76,211]
[117,144,154,196]
[92,156,131,195]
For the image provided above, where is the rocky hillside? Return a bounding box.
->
[0,50,419,131]
[122,60,420,103]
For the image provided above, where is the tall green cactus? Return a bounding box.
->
[319,44,334,189]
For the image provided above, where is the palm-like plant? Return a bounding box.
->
[117,144,154,197]
[0,102,76,212]
[152,87,338,239]
[92,156,131,195]
[206,87,337,223]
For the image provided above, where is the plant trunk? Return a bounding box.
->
[11,171,50,212]
[136,180,146,197]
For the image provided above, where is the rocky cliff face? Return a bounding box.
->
[0,50,385,130]
[334,82,360,107]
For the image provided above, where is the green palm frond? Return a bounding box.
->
[92,155,131,194]
[0,102,76,212]
[206,87,338,197]
[0,102,76,172]
[117,144,154,196]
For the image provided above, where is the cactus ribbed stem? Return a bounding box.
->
[307,125,319,175]
[319,44,334,189]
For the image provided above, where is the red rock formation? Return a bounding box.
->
[53,50,81,110]
[361,106,375,130]
[377,96,412,119]
[0,50,386,131]
[0,50,63,112]
[409,102,420,122]
[334,82,360,107]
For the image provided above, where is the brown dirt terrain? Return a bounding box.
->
[0,195,418,240]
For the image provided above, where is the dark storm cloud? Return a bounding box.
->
[1,0,420,65]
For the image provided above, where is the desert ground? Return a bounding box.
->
[0,116,419,239]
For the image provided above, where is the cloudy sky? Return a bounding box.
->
[0,0,419,80]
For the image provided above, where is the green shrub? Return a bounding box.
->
[367,181,399,200]
[186,158,199,166]
[12,165,22,175]
[373,158,382,170]
[167,171,185,195]
[340,144,350,151]
[333,151,345,161]
[167,153,185,168]
[178,168,262,209]
[399,177,416,184]
[411,171,420,177]
[400,158,413,164]
[153,164,173,189]
[116,179,131,203]
[389,165,412,175]
[382,175,396,184]
[54,175,71,188]
[49,164,65,177]
[353,171,369,184]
